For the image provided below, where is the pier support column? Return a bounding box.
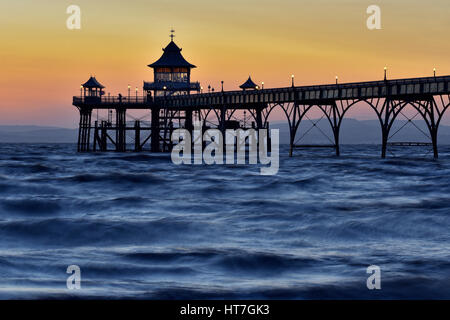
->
[381,129,389,159]
[219,107,226,134]
[115,108,127,152]
[77,108,92,152]
[431,128,439,159]
[331,102,341,157]
[255,108,263,130]
[185,109,194,153]
[151,107,160,152]
[380,99,392,159]
[427,99,440,159]
[218,107,227,152]
[134,120,141,152]
[288,105,298,157]
[93,121,98,152]
[100,121,107,151]
[185,109,193,132]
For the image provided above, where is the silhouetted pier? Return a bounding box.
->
[73,35,450,159]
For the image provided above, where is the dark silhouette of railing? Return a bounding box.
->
[74,75,450,109]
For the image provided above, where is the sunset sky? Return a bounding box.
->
[0,0,449,127]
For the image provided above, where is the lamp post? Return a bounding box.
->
[128,85,131,100]
[221,81,224,92]
[262,82,264,90]
[135,87,138,102]
[163,86,167,97]
[208,85,211,93]
[384,66,387,81]
[291,74,295,87]
[336,76,338,85]
[201,86,203,94]
[433,68,436,77]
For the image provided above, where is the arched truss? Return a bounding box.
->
[164,94,449,158]
[264,94,450,158]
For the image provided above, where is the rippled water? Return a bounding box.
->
[0,143,449,299]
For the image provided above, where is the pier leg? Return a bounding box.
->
[101,121,107,151]
[288,106,297,157]
[255,108,263,130]
[334,130,340,157]
[115,108,127,152]
[93,121,98,152]
[86,113,92,152]
[151,107,160,152]
[332,103,341,157]
[381,129,388,159]
[431,129,439,159]
[185,109,193,153]
[77,108,92,152]
[256,107,268,153]
[134,120,141,152]
[219,107,227,152]
[427,98,439,159]
[185,109,193,132]
[381,99,391,159]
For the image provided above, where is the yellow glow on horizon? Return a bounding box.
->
[0,0,449,126]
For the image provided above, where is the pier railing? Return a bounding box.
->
[73,96,150,106]
[73,75,450,109]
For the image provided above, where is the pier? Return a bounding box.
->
[73,36,450,159]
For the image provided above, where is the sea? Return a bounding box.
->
[0,143,449,299]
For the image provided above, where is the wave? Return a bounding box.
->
[1,199,62,215]
[63,172,166,184]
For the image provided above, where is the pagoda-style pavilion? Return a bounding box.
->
[239,76,259,90]
[144,34,200,97]
[82,76,105,97]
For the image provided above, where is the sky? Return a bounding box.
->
[0,0,449,127]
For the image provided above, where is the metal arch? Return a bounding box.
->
[200,109,213,124]
[211,108,221,127]
[385,100,410,133]
[226,109,238,121]
[412,95,450,129]
[261,103,279,128]
[246,108,257,125]
[294,99,383,157]
[290,98,409,157]
[433,95,450,129]
[397,96,450,158]
[277,102,315,157]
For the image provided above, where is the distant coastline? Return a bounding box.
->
[1,119,450,144]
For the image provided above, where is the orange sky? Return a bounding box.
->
[0,0,449,127]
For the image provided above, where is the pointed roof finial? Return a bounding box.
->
[170,28,175,41]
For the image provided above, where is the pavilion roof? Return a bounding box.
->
[239,76,258,90]
[82,77,105,89]
[148,41,196,69]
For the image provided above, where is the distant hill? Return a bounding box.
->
[270,119,450,145]
[0,126,78,143]
[1,120,450,144]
